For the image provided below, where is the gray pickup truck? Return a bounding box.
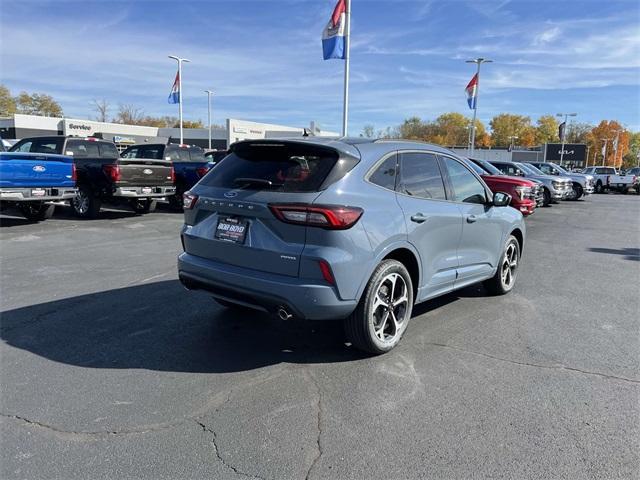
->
[527,161,594,200]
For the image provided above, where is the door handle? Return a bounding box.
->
[466,214,477,223]
[411,213,428,223]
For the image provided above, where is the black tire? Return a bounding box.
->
[19,202,55,221]
[572,183,583,200]
[484,235,520,296]
[542,188,551,207]
[72,185,101,219]
[130,198,157,214]
[595,181,604,194]
[168,185,184,212]
[344,259,414,355]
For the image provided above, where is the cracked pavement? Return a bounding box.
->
[1,196,639,479]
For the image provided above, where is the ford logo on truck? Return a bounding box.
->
[143,169,153,175]
[33,165,46,172]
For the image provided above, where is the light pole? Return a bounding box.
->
[168,55,191,144]
[556,112,577,166]
[204,90,214,150]
[611,129,622,169]
[585,145,590,169]
[601,138,610,166]
[466,57,492,154]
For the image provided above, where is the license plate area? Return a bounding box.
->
[215,216,248,244]
[141,187,152,194]
[31,188,46,197]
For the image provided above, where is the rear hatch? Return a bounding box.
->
[183,140,357,277]
[0,152,74,188]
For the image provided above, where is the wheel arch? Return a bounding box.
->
[510,227,524,254]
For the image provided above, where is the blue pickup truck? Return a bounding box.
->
[0,151,77,221]
[121,143,214,209]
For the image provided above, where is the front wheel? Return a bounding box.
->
[572,183,583,200]
[542,188,551,207]
[129,198,157,214]
[344,259,414,355]
[19,202,55,221]
[484,235,520,296]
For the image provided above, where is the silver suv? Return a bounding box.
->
[178,139,526,354]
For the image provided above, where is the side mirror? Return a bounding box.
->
[493,191,511,207]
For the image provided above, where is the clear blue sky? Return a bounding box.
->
[1,0,639,134]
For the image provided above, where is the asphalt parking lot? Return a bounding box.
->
[1,195,639,480]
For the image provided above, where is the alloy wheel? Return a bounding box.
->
[371,273,409,343]
[501,242,518,289]
[73,190,89,214]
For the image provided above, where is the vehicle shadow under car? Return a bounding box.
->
[1,279,483,373]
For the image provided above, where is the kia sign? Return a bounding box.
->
[545,143,587,165]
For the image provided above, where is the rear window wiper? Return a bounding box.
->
[233,177,283,189]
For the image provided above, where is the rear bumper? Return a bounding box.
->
[113,186,176,198]
[0,187,77,202]
[177,252,357,320]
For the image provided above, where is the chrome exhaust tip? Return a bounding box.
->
[277,307,293,321]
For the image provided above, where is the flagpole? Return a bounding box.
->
[168,55,191,144]
[341,0,351,137]
[556,113,577,167]
[466,58,492,155]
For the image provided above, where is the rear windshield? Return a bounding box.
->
[65,139,119,158]
[201,142,339,192]
[10,137,65,154]
[471,158,502,176]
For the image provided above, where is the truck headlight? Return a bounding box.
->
[514,185,532,199]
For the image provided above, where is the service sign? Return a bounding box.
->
[63,119,96,136]
[545,143,587,163]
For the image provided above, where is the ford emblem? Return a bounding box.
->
[33,165,46,172]
[143,169,153,175]
[224,191,238,198]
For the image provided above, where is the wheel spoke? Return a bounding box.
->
[374,311,390,340]
[393,292,408,307]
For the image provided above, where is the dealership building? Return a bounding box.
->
[0,114,339,151]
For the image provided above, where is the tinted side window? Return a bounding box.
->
[537,164,553,174]
[368,154,397,191]
[398,152,446,200]
[12,140,33,152]
[442,157,487,204]
[121,147,139,159]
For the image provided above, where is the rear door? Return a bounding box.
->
[439,155,503,286]
[394,151,461,300]
[182,141,344,277]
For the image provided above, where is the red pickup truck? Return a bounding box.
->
[467,157,538,216]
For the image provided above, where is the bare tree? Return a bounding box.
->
[92,99,109,123]
[115,104,144,125]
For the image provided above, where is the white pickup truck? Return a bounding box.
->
[582,166,637,194]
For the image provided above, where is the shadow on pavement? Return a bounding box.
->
[0,279,482,373]
[589,247,640,261]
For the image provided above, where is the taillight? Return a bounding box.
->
[169,166,175,183]
[103,164,121,182]
[195,166,210,178]
[269,204,363,230]
[71,163,77,182]
[318,260,335,285]
[183,191,198,209]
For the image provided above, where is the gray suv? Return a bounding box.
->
[178,139,526,354]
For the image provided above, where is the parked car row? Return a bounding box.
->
[581,166,639,194]
[0,135,229,220]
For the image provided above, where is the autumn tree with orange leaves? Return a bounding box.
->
[586,120,630,168]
